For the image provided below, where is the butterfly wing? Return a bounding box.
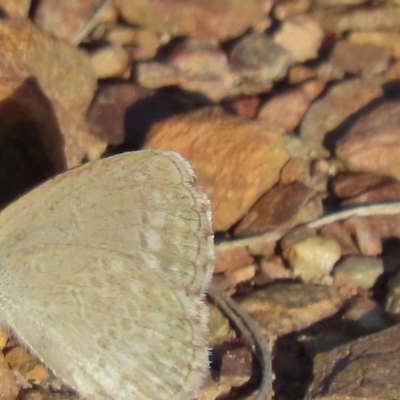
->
[0,150,214,400]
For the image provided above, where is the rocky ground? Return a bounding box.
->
[0,1,400,399]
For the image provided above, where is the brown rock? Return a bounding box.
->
[237,282,344,338]
[137,55,234,101]
[349,31,400,59]
[332,171,397,199]
[320,223,359,256]
[214,242,254,274]
[301,79,327,101]
[105,27,160,60]
[280,158,311,185]
[288,65,317,84]
[144,106,289,231]
[306,324,400,399]
[300,78,383,157]
[198,346,253,400]
[234,182,323,237]
[329,40,390,75]
[220,346,253,386]
[313,6,400,35]
[336,100,400,181]
[114,0,266,40]
[254,255,291,285]
[0,352,18,400]
[258,88,310,131]
[0,0,30,17]
[386,60,400,80]
[33,0,100,42]
[164,38,236,101]
[344,214,400,256]
[274,15,323,62]
[222,96,260,120]
[224,264,257,288]
[5,347,50,383]
[87,82,153,146]
[0,19,106,167]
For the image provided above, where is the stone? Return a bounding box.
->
[144,106,289,231]
[333,255,384,290]
[90,44,130,79]
[336,100,400,181]
[238,282,344,338]
[258,88,310,131]
[281,228,341,283]
[229,33,292,94]
[114,0,266,40]
[0,19,106,167]
[274,15,323,62]
[234,182,323,236]
[306,324,400,399]
[86,82,153,146]
[299,78,383,157]
[329,40,390,75]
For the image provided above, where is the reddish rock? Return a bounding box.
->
[332,171,397,199]
[234,182,323,236]
[220,346,253,387]
[86,82,153,146]
[223,96,260,119]
[306,324,400,399]
[336,100,400,181]
[258,88,310,131]
[0,19,106,167]
[301,79,327,101]
[344,214,400,256]
[144,106,289,231]
[329,40,391,75]
[300,78,383,157]
[114,0,266,40]
[280,158,311,185]
[320,223,360,256]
